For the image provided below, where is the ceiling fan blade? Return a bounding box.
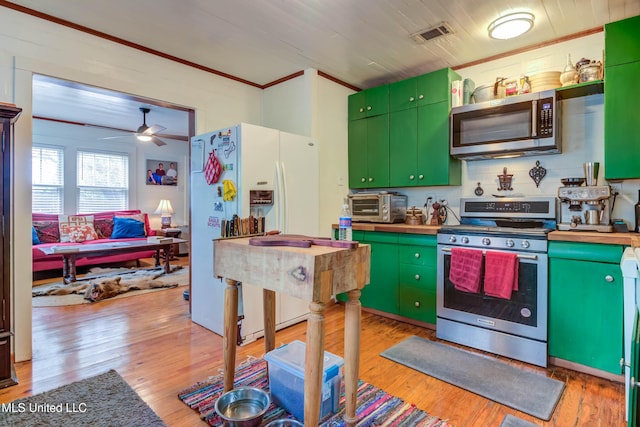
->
[151,136,167,147]
[145,124,167,135]
[100,134,130,140]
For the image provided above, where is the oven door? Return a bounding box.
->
[436,244,548,341]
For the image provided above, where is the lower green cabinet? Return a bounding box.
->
[359,232,399,313]
[548,242,624,374]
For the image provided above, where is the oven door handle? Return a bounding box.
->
[440,247,538,260]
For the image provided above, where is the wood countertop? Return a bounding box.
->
[337,222,640,245]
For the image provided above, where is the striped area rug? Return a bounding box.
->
[178,357,452,427]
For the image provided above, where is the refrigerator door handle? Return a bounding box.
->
[279,161,288,233]
[275,161,283,232]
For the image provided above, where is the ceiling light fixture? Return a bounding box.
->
[488,12,535,40]
[136,134,152,142]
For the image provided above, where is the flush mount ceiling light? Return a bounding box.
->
[488,12,535,40]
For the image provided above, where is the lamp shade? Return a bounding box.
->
[155,199,174,215]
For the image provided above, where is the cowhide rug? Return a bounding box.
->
[32,266,187,305]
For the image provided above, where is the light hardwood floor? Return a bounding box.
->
[4,257,626,427]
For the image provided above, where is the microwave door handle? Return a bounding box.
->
[531,99,538,137]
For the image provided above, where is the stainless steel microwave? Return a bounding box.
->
[348,192,407,223]
[450,89,561,160]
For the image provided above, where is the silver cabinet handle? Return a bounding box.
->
[409,97,415,102]
[414,301,420,308]
[409,175,415,180]
[414,253,420,259]
[368,177,373,182]
[605,275,614,282]
[415,274,420,280]
[359,107,364,113]
[440,247,538,260]
[360,177,366,182]
[632,377,640,388]
[418,94,424,99]
[367,106,372,111]
[418,174,424,180]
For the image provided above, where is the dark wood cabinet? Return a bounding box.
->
[0,104,21,388]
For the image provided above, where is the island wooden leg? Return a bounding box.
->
[263,289,276,354]
[343,289,362,427]
[223,278,240,393]
[304,300,326,426]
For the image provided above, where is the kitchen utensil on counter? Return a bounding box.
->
[584,162,600,186]
[405,206,424,225]
[560,177,585,187]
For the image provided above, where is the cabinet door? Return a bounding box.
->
[348,91,367,121]
[389,77,417,112]
[366,114,390,188]
[348,119,368,188]
[549,258,623,374]
[605,15,640,67]
[389,109,417,187]
[398,264,437,323]
[365,85,389,117]
[359,233,399,314]
[604,62,640,180]
[417,102,460,186]
[417,68,460,106]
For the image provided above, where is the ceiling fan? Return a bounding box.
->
[102,107,168,146]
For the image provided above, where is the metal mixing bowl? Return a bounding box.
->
[215,386,271,427]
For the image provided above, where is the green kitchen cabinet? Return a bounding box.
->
[604,61,640,180]
[389,101,460,187]
[605,15,640,67]
[389,68,460,112]
[348,114,389,188]
[348,85,389,121]
[604,15,640,181]
[336,231,399,314]
[397,234,437,324]
[548,241,624,374]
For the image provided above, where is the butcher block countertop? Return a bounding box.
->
[341,223,640,245]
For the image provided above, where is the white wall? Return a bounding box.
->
[0,8,263,362]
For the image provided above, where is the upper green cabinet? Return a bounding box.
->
[604,15,640,181]
[348,114,389,188]
[348,85,389,121]
[605,15,640,67]
[389,68,459,112]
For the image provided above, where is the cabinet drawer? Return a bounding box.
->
[0,336,11,381]
[399,284,436,324]
[398,245,436,266]
[399,264,434,289]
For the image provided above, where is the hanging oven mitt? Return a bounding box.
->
[222,179,237,201]
[204,150,222,185]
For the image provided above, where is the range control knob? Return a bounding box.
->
[482,238,491,246]
[506,239,515,248]
[521,240,531,249]
[448,236,457,243]
[461,237,469,244]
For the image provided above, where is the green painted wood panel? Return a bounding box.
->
[605,15,640,67]
[348,91,367,121]
[397,234,436,247]
[348,85,389,121]
[389,108,418,187]
[548,241,624,263]
[418,101,461,186]
[389,77,417,112]
[398,265,437,324]
[548,256,623,374]
[366,114,390,188]
[417,68,461,106]
[604,62,640,180]
[358,239,399,314]
[347,118,368,188]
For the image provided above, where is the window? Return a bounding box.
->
[77,150,129,213]
[32,145,64,213]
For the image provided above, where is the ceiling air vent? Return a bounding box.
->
[411,22,455,43]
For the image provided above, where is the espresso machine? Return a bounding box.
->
[557,162,613,232]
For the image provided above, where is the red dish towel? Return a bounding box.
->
[449,248,483,293]
[483,251,519,300]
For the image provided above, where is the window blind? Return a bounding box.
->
[77,150,129,213]
[32,145,64,213]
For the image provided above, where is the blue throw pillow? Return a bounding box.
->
[110,217,146,239]
[32,226,41,245]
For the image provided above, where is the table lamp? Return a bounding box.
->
[155,199,174,228]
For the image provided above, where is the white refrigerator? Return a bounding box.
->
[189,123,319,344]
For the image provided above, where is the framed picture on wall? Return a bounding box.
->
[146,159,178,186]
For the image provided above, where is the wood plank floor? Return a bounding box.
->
[3,259,626,427]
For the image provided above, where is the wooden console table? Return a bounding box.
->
[213,237,370,426]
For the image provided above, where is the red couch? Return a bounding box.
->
[32,210,157,273]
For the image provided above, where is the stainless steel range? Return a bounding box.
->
[436,197,557,367]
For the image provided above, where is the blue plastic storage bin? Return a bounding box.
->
[264,340,344,422]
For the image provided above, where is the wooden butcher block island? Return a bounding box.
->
[213,236,371,426]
